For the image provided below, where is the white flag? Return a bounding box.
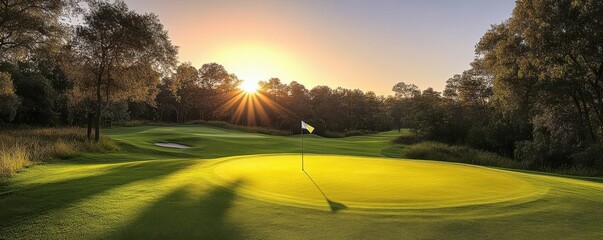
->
[301,121,314,133]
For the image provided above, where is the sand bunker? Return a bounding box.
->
[154,142,191,149]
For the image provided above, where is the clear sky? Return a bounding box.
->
[123,0,514,96]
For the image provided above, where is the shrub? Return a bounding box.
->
[392,135,422,145]
[402,141,602,176]
[402,142,522,169]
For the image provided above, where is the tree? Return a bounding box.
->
[392,82,420,99]
[0,62,61,125]
[71,0,177,141]
[0,0,80,61]
[198,63,240,120]
[169,63,201,122]
[443,64,493,106]
[0,71,20,122]
[474,0,603,168]
[258,78,291,130]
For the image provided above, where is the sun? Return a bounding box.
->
[241,79,259,93]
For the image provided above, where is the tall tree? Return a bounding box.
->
[169,63,201,122]
[392,81,420,99]
[71,0,177,141]
[198,63,240,120]
[475,0,603,167]
[0,0,80,61]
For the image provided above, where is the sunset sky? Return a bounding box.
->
[123,0,514,95]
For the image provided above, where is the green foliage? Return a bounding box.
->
[402,142,523,170]
[0,72,20,122]
[392,135,421,145]
[391,81,420,98]
[12,70,59,125]
[0,0,79,61]
[475,0,603,168]
[389,0,603,174]
[572,142,603,171]
[70,0,178,141]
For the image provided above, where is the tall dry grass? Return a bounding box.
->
[0,128,118,177]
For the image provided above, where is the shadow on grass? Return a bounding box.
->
[81,141,202,162]
[380,145,402,158]
[0,160,196,228]
[106,180,244,240]
[303,170,347,212]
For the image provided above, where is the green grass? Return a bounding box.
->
[1,125,603,239]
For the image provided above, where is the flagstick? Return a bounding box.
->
[301,126,304,171]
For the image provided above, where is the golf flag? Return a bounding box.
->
[301,121,314,133]
[300,120,315,171]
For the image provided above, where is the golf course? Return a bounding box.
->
[1,125,602,239]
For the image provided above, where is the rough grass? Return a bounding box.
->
[0,144,31,177]
[0,128,118,177]
[401,141,602,176]
[401,141,523,169]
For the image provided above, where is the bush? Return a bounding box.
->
[572,143,603,173]
[322,130,376,138]
[402,141,602,176]
[392,135,422,145]
[402,142,522,169]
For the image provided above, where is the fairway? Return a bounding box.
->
[1,125,603,239]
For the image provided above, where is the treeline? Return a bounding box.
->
[0,0,392,137]
[396,1,603,172]
[151,67,392,135]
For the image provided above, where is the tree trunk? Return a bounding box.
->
[95,77,102,143]
[95,105,101,142]
[87,112,93,140]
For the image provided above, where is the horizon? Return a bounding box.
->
[124,0,514,95]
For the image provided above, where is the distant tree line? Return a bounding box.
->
[1,0,602,171]
[0,0,392,137]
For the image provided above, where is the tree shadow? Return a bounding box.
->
[303,170,347,212]
[106,180,244,239]
[77,141,202,163]
[0,160,196,228]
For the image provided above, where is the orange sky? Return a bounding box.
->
[124,0,514,95]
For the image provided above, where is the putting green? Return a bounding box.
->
[207,154,547,211]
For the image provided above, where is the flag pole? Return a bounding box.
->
[301,124,304,171]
